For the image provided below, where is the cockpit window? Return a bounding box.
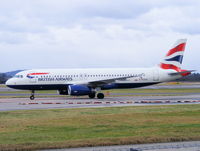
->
[14,75,23,78]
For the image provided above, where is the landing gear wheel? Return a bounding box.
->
[97,93,104,99]
[30,95,35,100]
[30,90,35,100]
[88,93,96,99]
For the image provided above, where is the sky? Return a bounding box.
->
[0,0,200,72]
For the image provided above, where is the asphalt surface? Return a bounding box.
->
[0,94,200,111]
[1,83,200,111]
[42,141,200,151]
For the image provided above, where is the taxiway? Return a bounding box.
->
[0,94,200,111]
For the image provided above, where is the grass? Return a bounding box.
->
[0,105,200,150]
[0,90,57,94]
[0,95,67,99]
[0,85,6,88]
[109,88,200,94]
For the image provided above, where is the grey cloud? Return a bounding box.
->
[0,0,200,72]
[1,0,200,33]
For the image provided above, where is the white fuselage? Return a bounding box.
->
[6,67,181,91]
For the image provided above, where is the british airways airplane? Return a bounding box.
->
[6,39,193,100]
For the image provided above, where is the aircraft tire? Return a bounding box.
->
[30,95,35,100]
[97,93,104,99]
[88,93,96,99]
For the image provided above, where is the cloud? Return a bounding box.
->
[136,6,200,34]
[0,0,200,72]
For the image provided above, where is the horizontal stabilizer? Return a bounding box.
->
[168,70,195,76]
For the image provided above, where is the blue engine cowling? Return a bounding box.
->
[68,85,93,96]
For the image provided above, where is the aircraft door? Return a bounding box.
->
[153,69,159,81]
[79,73,87,80]
[30,77,37,83]
[29,71,37,83]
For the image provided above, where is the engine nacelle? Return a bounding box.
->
[58,89,68,95]
[68,85,93,96]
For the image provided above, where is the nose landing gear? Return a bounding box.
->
[30,90,35,100]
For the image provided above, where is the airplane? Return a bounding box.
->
[6,39,193,100]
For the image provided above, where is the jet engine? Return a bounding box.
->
[68,85,93,96]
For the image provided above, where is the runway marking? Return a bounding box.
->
[1,94,200,111]
[18,100,200,105]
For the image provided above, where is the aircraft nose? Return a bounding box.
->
[5,79,10,86]
[5,79,15,87]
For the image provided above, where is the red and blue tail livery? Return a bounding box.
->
[160,39,187,72]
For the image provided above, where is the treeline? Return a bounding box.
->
[0,73,9,84]
[0,70,23,84]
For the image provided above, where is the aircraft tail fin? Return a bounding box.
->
[159,39,194,76]
[160,39,187,72]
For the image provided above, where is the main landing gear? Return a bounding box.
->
[88,92,104,99]
[30,90,35,100]
[88,92,96,99]
[97,93,104,99]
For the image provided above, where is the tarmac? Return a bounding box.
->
[0,94,200,111]
[1,83,200,111]
[42,141,200,151]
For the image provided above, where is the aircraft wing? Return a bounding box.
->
[71,76,134,88]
